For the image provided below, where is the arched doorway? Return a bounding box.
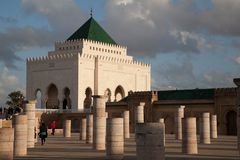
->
[46,83,59,109]
[226,110,237,135]
[62,87,71,109]
[104,88,111,102]
[84,87,92,109]
[35,89,42,109]
[114,85,125,102]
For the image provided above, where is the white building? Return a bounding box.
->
[26,17,151,112]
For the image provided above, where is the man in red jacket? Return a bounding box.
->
[50,121,56,135]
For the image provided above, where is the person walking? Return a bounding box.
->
[39,122,48,145]
[50,121,56,135]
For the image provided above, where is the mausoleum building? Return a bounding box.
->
[26,17,151,112]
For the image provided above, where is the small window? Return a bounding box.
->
[90,46,92,49]
[96,48,98,51]
[77,45,79,49]
[93,47,95,50]
[66,47,68,50]
[105,49,107,52]
[70,46,72,50]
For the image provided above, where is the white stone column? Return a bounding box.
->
[200,112,211,144]
[93,95,106,150]
[106,118,124,160]
[25,100,36,148]
[123,110,130,139]
[80,118,87,141]
[12,114,28,156]
[175,105,185,140]
[135,102,145,124]
[210,114,218,139]
[63,120,71,138]
[182,117,198,154]
[159,118,165,146]
[136,123,165,160]
[86,114,93,144]
[0,128,14,160]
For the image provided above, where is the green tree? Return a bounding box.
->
[6,91,25,109]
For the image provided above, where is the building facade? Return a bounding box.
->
[27,17,237,136]
[26,17,151,111]
[106,88,237,135]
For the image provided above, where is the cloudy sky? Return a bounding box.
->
[0,0,240,105]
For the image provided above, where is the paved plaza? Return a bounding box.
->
[14,133,239,160]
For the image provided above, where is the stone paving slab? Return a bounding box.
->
[14,133,239,160]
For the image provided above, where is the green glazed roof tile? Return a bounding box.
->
[67,17,117,45]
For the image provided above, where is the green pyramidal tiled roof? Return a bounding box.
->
[67,17,117,45]
[158,89,214,100]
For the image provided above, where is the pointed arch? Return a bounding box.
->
[46,83,59,109]
[114,85,125,102]
[35,89,42,109]
[62,87,72,109]
[104,88,112,102]
[84,87,93,109]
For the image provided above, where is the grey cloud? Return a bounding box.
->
[21,0,86,39]
[0,26,54,69]
[0,67,24,106]
[154,60,197,90]
[0,0,87,69]
[0,16,17,23]
[152,58,236,90]
[201,0,240,36]
[104,0,240,56]
[202,71,235,88]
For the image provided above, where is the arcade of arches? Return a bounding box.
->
[105,88,238,135]
[35,84,72,109]
[83,86,126,110]
[35,87,238,136]
[36,84,127,110]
